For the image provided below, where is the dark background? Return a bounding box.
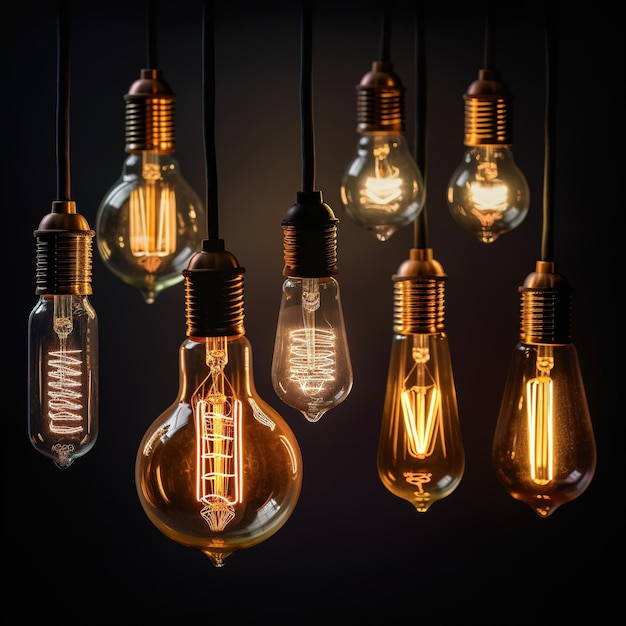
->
[5,1,622,623]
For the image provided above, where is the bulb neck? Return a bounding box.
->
[392,248,447,334]
[124,68,175,153]
[463,68,513,146]
[356,61,405,134]
[183,239,245,337]
[519,261,572,345]
[34,201,94,295]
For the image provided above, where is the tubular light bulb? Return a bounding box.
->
[272,191,353,422]
[136,241,302,567]
[28,201,98,469]
[446,69,529,243]
[340,61,425,242]
[492,262,596,517]
[96,69,205,304]
[377,249,464,512]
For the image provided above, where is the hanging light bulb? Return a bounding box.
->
[492,261,596,517]
[446,68,529,243]
[377,248,465,512]
[136,240,303,566]
[272,191,353,422]
[340,61,425,242]
[28,201,99,469]
[96,67,205,304]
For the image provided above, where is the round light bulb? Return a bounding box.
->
[447,144,530,244]
[272,276,353,422]
[136,333,303,567]
[96,151,205,303]
[341,133,425,242]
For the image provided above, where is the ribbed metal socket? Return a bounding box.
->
[183,239,245,338]
[518,261,572,345]
[392,248,447,334]
[356,61,405,134]
[124,69,175,153]
[33,201,94,296]
[463,69,512,146]
[281,191,339,278]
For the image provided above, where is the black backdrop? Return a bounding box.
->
[5,1,622,623]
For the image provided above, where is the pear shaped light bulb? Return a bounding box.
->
[446,69,529,244]
[377,249,465,512]
[96,69,205,304]
[272,192,353,422]
[492,262,596,518]
[136,241,302,566]
[28,201,99,469]
[340,62,425,242]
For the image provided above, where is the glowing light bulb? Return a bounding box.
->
[96,69,205,304]
[272,191,353,422]
[340,61,425,242]
[377,249,464,512]
[492,261,596,518]
[136,240,302,566]
[28,201,98,469]
[446,69,529,243]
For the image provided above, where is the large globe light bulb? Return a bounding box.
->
[136,241,302,567]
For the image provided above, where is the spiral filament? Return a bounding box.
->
[193,337,242,532]
[401,335,443,459]
[48,296,84,439]
[526,346,555,485]
[288,279,336,395]
[129,151,176,262]
[361,143,403,209]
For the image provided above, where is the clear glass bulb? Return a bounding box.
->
[96,151,205,303]
[136,334,303,567]
[378,332,465,512]
[272,276,353,422]
[340,134,425,242]
[492,342,596,518]
[446,145,529,243]
[28,294,98,469]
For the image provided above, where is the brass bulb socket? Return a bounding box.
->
[392,248,447,334]
[356,61,405,134]
[463,69,512,146]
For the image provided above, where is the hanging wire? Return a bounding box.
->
[483,2,496,70]
[542,5,557,263]
[202,0,218,240]
[56,0,71,201]
[300,0,315,193]
[146,0,158,69]
[379,5,391,63]
[413,2,428,250]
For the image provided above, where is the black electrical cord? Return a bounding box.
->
[413,3,428,250]
[483,2,496,70]
[542,6,557,263]
[300,0,314,193]
[56,0,71,202]
[147,0,158,69]
[203,0,218,241]
[379,5,391,63]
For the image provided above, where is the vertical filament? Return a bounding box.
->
[400,334,442,458]
[362,142,403,209]
[288,278,336,395]
[526,346,554,485]
[129,151,176,258]
[194,337,242,532]
[48,295,84,436]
